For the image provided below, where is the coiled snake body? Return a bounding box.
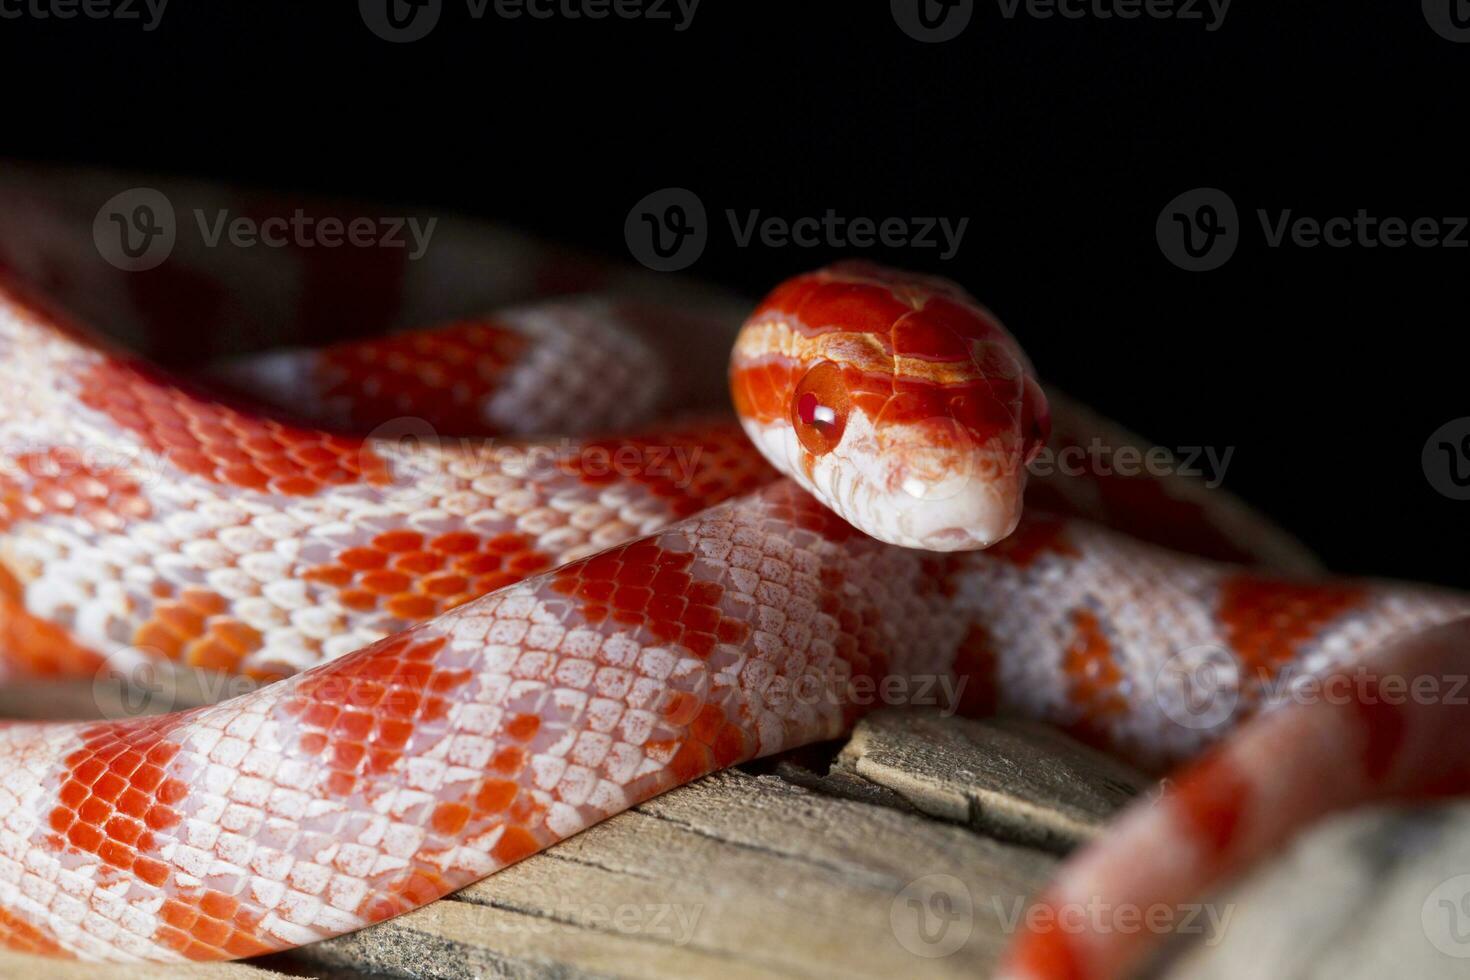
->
[0,185,1466,978]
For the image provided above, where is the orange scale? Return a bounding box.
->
[684,632,717,658]
[77,797,112,824]
[683,605,720,632]
[646,594,686,621]
[170,451,219,479]
[383,692,422,719]
[105,816,143,846]
[490,746,524,775]
[58,780,87,808]
[509,552,551,574]
[340,547,389,571]
[388,594,440,620]
[254,454,307,479]
[339,590,379,614]
[475,571,524,593]
[67,823,103,850]
[715,619,749,644]
[577,578,616,603]
[326,775,357,799]
[647,618,682,644]
[687,581,722,605]
[487,533,533,555]
[311,465,358,486]
[423,574,469,597]
[374,530,426,553]
[99,840,134,868]
[219,464,271,492]
[360,570,413,595]
[305,564,356,587]
[650,569,692,595]
[286,443,341,467]
[133,857,169,887]
[375,718,414,749]
[430,802,471,835]
[270,475,323,496]
[94,770,129,799]
[430,531,481,554]
[611,586,653,613]
[394,551,446,575]
[457,552,504,575]
[131,765,165,793]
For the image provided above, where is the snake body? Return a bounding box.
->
[0,190,1465,976]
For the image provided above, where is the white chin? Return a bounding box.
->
[877,488,1024,552]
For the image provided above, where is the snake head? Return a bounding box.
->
[730,261,1050,551]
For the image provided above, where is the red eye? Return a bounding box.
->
[791,361,849,456]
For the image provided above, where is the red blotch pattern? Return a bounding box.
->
[315,319,528,435]
[1219,575,1367,695]
[557,422,774,518]
[306,529,552,621]
[0,564,103,677]
[46,717,273,959]
[0,449,151,534]
[78,357,390,496]
[132,586,263,674]
[1061,609,1127,746]
[281,630,472,794]
[549,542,750,661]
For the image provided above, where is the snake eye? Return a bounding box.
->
[791,361,850,456]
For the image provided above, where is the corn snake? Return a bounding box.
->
[0,174,1467,978]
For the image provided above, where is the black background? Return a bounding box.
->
[1,0,1465,584]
